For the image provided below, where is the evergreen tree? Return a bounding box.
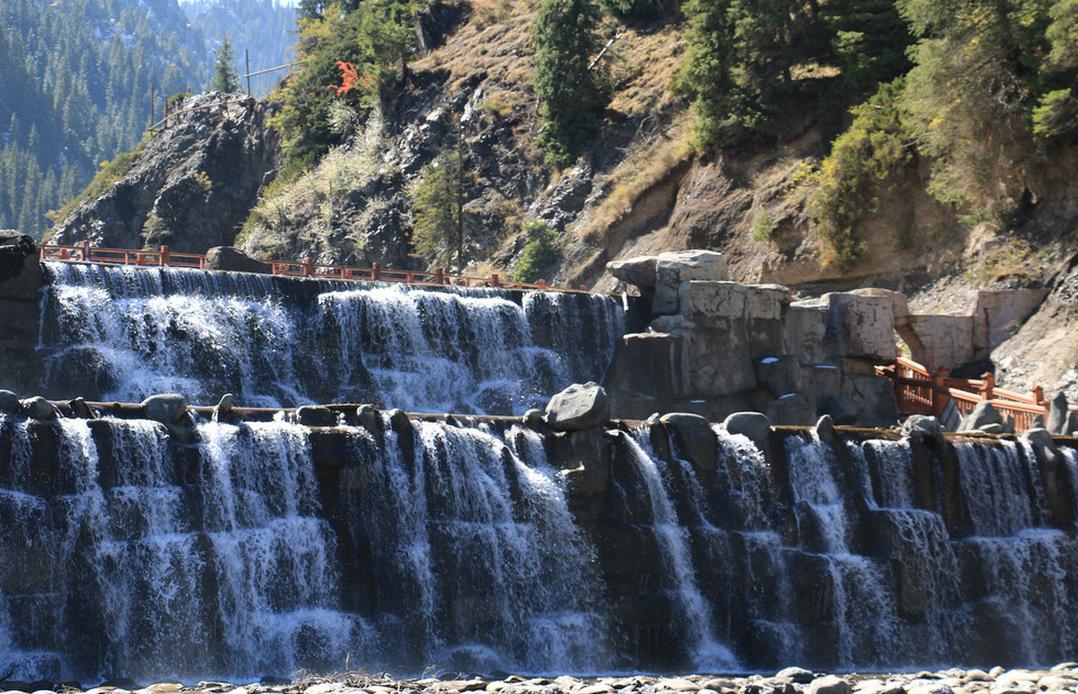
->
[272,0,418,177]
[823,0,911,94]
[532,0,611,167]
[409,150,468,273]
[212,36,241,93]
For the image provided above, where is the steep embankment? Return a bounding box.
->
[49,93,280,252]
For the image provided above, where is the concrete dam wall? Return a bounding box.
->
[1,409,1076,681]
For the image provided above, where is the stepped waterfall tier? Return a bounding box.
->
[37,262,625,413]
[1,410,1076,682]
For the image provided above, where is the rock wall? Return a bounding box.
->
[604,250,1060,426]
[49,93,280,253]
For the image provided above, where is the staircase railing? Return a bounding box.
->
[876,356,1076,432]
[39,242,589,293]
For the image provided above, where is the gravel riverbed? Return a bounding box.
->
[5,665,1078,694]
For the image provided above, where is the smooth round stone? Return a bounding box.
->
[29,690,57,694]
[809,676,851,694]
[776,668,814,685]
[698,681,736,692]
[1050,663,1078,672]
[574,685,613,694]
[655,680,698,692]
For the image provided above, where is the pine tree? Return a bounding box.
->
[409,150,468,273]
[212,36,241,93]
[823,0,910,94]
[532,0,611,167]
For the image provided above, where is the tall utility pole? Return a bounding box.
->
[244,49,252,97]
[150,85,155,128]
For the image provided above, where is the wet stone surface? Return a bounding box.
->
[5,665,1078,694]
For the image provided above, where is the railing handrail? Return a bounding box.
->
[39,242,590,294]
[880,356,1077,433]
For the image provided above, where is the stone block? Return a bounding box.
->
[786,304,830,365]
[653,250,729,315]
[841,374,898,427]
[678,280,747,321]
[824,292,897,361]
[972,288,1050,358]
[605,332,681,401]
[607,255,658,289]
[754,356,802,399]
[1047,391,1070,435]
[746,284,791,357]
[675,322,757,398]
[766,392,816,426]
[907,314,975,370]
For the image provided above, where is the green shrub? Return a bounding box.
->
[512,220,560,282]
[750,210,776,242]
[806,79,911,268]
[1033,88,1078,143]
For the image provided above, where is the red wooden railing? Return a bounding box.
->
[875,356,1077,433]
[39,242,589,293]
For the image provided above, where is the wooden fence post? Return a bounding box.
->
[434,267,444,284]
[81,240,91,262]
[159,245,169,267]
[980,371,995,401]
[371,262,380,281]
[490,273,500,288]
[932,367,950,417]
[303,259,313,277]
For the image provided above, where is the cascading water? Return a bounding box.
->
[39,262,625,412]
[1,412,1076,682]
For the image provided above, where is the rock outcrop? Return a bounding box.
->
[50,92,280,253]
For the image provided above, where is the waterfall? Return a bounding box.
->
[40,262,625,413]
[622,432,738,671]
[1,413,1076,681]
[338,419,610,674]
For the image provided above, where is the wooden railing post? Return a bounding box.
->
[159,245,169,267]
[932,367,949,417]
[371,262,380,281]
[490,273,500,288]
[538,279,547,289]
[81,240,91,262]
[1033,385,1047,421]
[980,371,995,401]
[434,267,444,284]
[302,259,313,277]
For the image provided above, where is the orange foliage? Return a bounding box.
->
[328,61,360,95]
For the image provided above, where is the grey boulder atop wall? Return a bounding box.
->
[654,250,729,315]
[545,381,610,431]
[959,400,1002,432]
[1047,391,1070,435]
[723,411,771,447]
[607,255,658,289]
[204,246,272,274]
[141,393,189,425]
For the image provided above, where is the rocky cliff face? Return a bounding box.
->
[49,92,279,253]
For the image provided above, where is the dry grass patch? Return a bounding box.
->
[579,114,694,243]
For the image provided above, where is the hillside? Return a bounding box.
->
[0,0,295,239]
[47,0,1078,395]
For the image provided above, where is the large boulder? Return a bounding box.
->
[0,389,18,413]
[545,382,610,431]
[607,255,658,289]
[21,396,56,421]
[902,414,943,438]
[653,250,729,315]
[141,393,189,425]
[1047,391,1070,435]
[660,412,716,473]
[297,405,339,427]
[204,246,272,274]
[723,411,771,446]
[823,292,897,362]
[959,401,1003,432]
